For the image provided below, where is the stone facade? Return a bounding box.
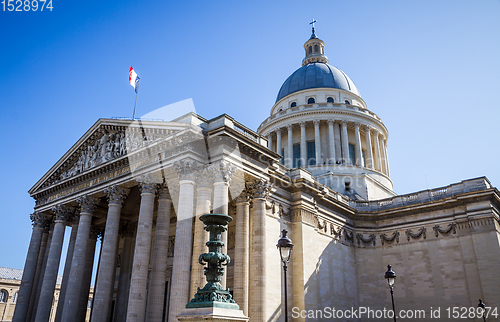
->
[13,31,500,322]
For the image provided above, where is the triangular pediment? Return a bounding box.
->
[29,118,191,197]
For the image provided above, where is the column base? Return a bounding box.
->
[177,307,249,322]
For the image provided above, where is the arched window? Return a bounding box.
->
[344,100,350,105]
[0,290,7,303]
[308,46,312,54]
[314,44,318,52]
[327,97,334,103]
[12,292,18,303]
[307,97,315,104]
[278,108,282,112]
[290,102,297,107]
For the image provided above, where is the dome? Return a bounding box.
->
[275,62,360,103]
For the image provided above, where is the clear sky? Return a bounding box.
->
[1,0,499,276]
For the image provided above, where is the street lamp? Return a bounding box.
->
[478,299,486,322]
[277,229,293,322]
[384,265,397,322]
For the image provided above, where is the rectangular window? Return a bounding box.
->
[349,143,356,165]
[281,148,284,165]
[307,141,316,166]
[293,144,301,168]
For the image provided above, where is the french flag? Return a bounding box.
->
[129,66,140,93]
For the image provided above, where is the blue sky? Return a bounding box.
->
[1,0,499,276]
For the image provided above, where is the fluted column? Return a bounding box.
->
[364,126,374,169]
[249,179,272,321]
[313,120,321,165]
[234,189,250,316]
[61,195,99,322]
[287,124,293,168]
[341,120,350,165]
[35,205,71,322]
[92,186,129,322]
[373,131,381,172]
[211,160,236,289]
[114,222,136,322]
[29,220,53,322]
[168,160,198,322]
[126,178,158,322]
[189,168,213,299]
[299,122,307,167]
[267,133,273,151]
[383,139,390,176]
[55,212,80,322]
[327,119,336,164]
[146,186,173,322]
[76,225,101,322]
[354,123,363,166]
[276,129,282,160]
[12,212,49,322]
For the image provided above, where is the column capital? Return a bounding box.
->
[249,178,272,200]
[158,185,172,200]
[90,224,105,240]
[77,195,100,214]
[275,127,282,134]
[210,160,237,184]
[313,119,321,126]
[52,205,73,224]
[30,212,51,229]
[341,120,349,126]
[119,221,137,238]
[363,125,372,133]
[299,121,306,128]
[327,119,335,125]
[173,159,202,182]
[286,124,293,131]
[194,166,214,189]
[234,186,252,204]
[354,122,361,129]
[104,186,130,206]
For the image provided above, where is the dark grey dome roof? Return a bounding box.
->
[276,62,360,103]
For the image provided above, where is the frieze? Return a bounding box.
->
[356,233,376,246]
[405,227,426,241]
[433,223,456,237]
[36,165,130,207]
[45,126,182,188]
[380,231,400,245]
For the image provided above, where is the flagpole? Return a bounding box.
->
[132,89,139,119]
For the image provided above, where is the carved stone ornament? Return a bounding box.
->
[249,178,272,199]
[30,212,50,229]
[158,185,172,200]
[433,223,456,237]
[174,159,201,181]
[330,224,342,239]
[380,231,400,245]
[90,225,105,240]
[51,205,73,223]
[195,166,214,189]
[210,160,237,184]
[405,227,426,241]
[356,233,376,246]
[234,189,251,204]
[104,186,130,205]
[119,221,137,238]
[77,195,100,214]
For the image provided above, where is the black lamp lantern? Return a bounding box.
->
[384,265,397,322]
[277,229,293,322]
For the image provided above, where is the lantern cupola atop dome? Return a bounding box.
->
[302,19,328,66]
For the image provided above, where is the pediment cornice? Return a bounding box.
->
[29,118,192,199]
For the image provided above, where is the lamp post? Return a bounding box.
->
[384,265,397,322]
[277,229,293,322]
[478,299,486,322]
